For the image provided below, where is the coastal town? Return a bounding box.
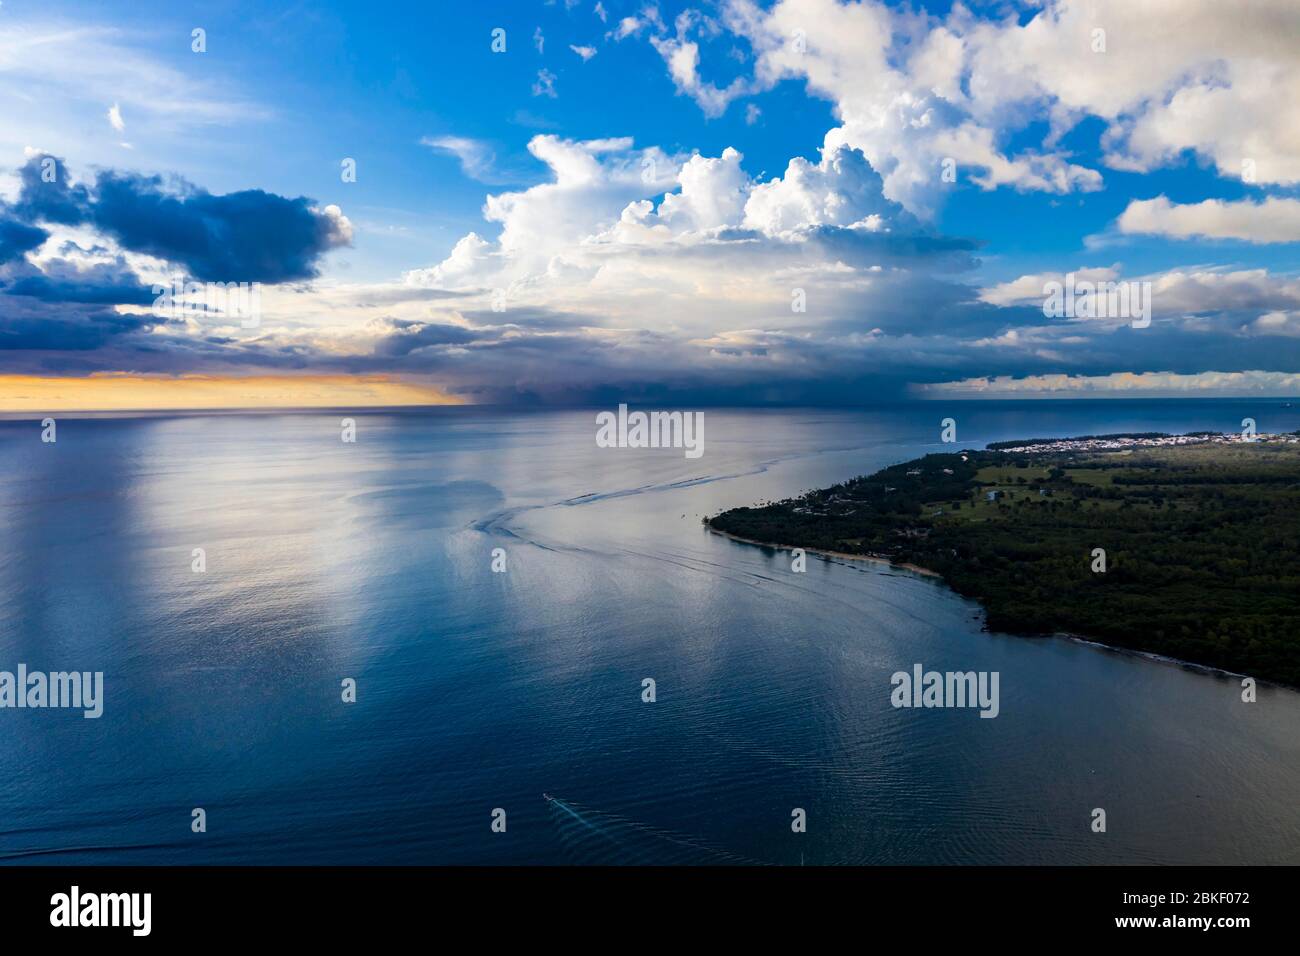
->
[992,430,1300,455]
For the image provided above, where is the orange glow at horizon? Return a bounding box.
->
[0,374,466,412]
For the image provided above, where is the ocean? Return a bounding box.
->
[1,399,1298,864]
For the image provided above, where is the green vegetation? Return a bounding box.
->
[709,437,1300,685]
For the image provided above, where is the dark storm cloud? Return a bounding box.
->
[824,273,1046,337]
[801,225,981,273]
[371,319,480,357]
[2,255,156,305]
[12,154,351,283]
[612,223,981,275]
[0,299,165,351]
[10,155,90,225]
[0,212,47,264]
[3,274,156,306]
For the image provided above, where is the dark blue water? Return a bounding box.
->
[1,400,1298,864]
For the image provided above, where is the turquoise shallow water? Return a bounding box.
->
[1,400,1298,864]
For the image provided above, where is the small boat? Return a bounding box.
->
[542,792,555,802]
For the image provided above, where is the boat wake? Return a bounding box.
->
[542,794,769,866]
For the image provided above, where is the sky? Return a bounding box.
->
[1,0,1298,409]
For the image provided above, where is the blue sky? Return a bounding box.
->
[1,0,1299,406]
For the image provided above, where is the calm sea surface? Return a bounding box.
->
[1,400,1298,864]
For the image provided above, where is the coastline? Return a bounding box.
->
[705,524,942,579]
[708,523,1295,691]
[1056,633,1284,688]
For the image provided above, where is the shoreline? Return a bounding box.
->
[705,525,942,578]
[1056,633,1282,688]
[707,523,1295,691]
